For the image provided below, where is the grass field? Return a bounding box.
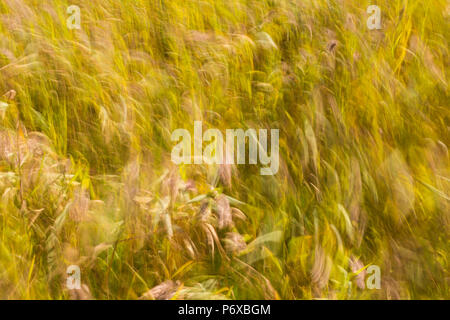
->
[0,0,448,299]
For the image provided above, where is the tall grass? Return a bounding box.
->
[0,0,448,299]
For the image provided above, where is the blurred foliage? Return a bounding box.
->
[0,0,448,299]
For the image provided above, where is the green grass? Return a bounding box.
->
[0,0,448,299]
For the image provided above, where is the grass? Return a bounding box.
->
[0,0,448,299]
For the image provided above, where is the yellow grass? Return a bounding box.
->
[0,0,448,299]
